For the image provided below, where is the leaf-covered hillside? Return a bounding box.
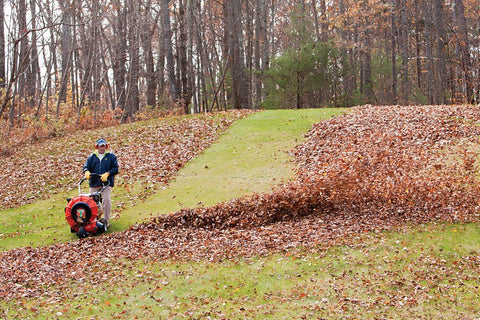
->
[2,105,480,301]
[0,110,252,209]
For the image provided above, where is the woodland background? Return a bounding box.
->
[0,0,479,134]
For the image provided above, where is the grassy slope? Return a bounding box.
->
[116,108,345,228]
[3,108,480,319]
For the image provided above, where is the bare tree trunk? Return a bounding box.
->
[76,3,92,118]
[390,0,397,104]
[58,0,73,105]
[141,0,158,107]
[338,0,354,106]
[424,2,434,104]
[29,0,40,109]
[0,0,4,89]
[99,35,115,111]
[71,12,79,114]
[245,0,253,109]
[194,0,208,112]
[2,26,41,125]
[414,1,422,94]
[7,40,19,126]
[253,0,267,107]
[77,4,103,122]
[311,0,320,41]
[41,0,59,118]
[178,0,191,112]
[36,36,53,118]
[399,0,409,103]
[123,1,140,122]
[433,0,447,104]
[224,0,250,109]
[112,0,127,111]
[91,15,102,115]
[361,1,373,103]
[205,0,224,111]
[187,0,196,113]
[453,0,474,103]
[319,0,328,42]
[156,23,166,104]
[161,0,179,104]
[18,0,31,116]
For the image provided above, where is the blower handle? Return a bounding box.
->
[78,173,110,194]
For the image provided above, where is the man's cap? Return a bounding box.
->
[96,138,107,146]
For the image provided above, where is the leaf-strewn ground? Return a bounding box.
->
[2,105,480,312]
[0,110,253,210]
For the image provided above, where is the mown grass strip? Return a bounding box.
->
[115,108,346,228]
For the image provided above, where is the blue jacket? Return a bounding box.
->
[83,150,119,187]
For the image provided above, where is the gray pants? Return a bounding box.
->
[89,186,112,224]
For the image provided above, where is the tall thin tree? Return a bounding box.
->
[224,0,250,109]
[0,0,5,89]
[160,0,179,104]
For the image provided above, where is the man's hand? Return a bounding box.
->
[101,172,110,182]
[84,171,91,179]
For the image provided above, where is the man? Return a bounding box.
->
[83,138,119,227]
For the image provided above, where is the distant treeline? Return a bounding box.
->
[0,0,477,125]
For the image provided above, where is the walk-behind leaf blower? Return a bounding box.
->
[65,173,108,238]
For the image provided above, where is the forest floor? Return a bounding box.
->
[2,106,480,319]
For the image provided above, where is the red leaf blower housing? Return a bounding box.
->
[65,173,108,238]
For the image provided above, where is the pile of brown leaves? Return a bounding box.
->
[293,105,480,222]
[2,105,480,300]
